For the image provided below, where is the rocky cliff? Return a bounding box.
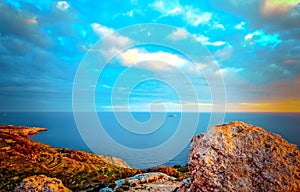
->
[176,121,300,192]
[0,125,138,191]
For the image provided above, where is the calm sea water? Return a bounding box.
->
[0,112,299,168]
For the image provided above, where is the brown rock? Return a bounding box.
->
[0,125,47,137]
[14,175,71,192]
[177,121,300,192]
[98,154,130,168]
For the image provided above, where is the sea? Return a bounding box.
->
[0,112,299,169]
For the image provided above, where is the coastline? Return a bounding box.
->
[0,125,47,137]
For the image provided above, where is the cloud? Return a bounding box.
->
[100,102,214,112]
[209,0,300,35]
[167,28,189,40]
[234,21,245,30]
[151,0,182,16]
[0,37,31,56]
[192,34,226,46]
[283,59,300,65]
[90,23,131,47]
[216,67,244,76]
[151,0,213,27]
[187,62,207,75]
[56,1,70,11]
[90,23,132,59]
[261,0,299,16]
[242,30,281,48]
[25,17,37,24]
[91,23,114,37]
[119,48,188,71]
[267,74,300,100]
[214,45,233,61]
[212,23,225,31]
[0,3,51,48]
[184,6,212,27]
[227,100,300,112]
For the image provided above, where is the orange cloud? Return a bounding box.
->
[227,100,300,112]
[261,0,299,17]
[25,18,37,24]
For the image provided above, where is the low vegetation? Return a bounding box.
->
[0,125,190,191]
[0,126,140,191]
[144,165,190,181]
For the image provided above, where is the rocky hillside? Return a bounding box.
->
[176,121,300,192]
[0,125,139,191]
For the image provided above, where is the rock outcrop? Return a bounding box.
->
[98,154,130,168]
[177,121,300,192]
[115,172,176,187]
[112,172,178,192]
[0,125,47,137]
[14,175,71,192]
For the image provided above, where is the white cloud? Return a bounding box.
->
[167,28,189,40]
[56,1,70,11]
[193,34,226,46]
[127,10,134,17]
[184,6,212,26]
[187,62,207,75]
[90,23,131,48]
[234,21,245,30]
[168,7,182,15]
[90,23,132,59]
[244,32,256,41]
[151,0,213,27]
[214,45,233,61]
[212,23,226,31]
[193,34,209,43]
[119,48,188,71]
[91,23,114,37]
[151,1,183,16]
[207,41,227,46]
[216,67,243,75]
[242,30,281,48]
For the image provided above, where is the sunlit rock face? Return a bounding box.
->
[177,121,300,192]
[14,175,71,192]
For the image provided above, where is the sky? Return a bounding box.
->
[0,0,300,112]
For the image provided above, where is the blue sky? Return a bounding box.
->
[0,0,300,112]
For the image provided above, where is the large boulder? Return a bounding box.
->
[177,121,300,192]
[14,175,71,192]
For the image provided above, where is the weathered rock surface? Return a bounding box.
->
[177,121,300,192]
[14,175,71,192]
[113,172,178,192]
[115,172,176,187]
[98,154,130,168]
